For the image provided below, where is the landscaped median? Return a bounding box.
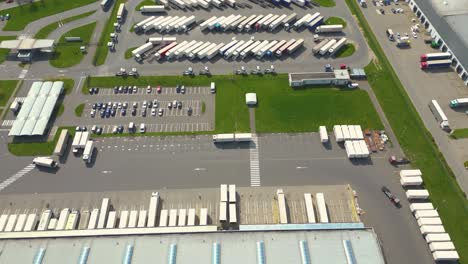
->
[0,0,97,31]
[84,75,383,134]
[449,128,468,139]
[75,103,85,117]
[8,127,75,156]
[345,0,468,260]
[34,10,96,39]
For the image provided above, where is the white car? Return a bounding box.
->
[173,100,177,107]
[90,110,96,117]
[151,108,157,116]
[412,32,418,38]
[158,108,164,116]
[142,101,147,109]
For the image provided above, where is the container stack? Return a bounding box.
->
[333,125,369,159]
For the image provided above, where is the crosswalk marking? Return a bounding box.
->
[1,120,15,127]
[13,97,26,103]
[18,69,28,79]
[250,134,261,187]
[0,164,35,192]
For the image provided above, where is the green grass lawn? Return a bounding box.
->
[335,43,355,58]
[34,10,96,39]
[0,0,97,31]
[50,22,96,68]
[45,78,75,95]
[93,0,126,66]
[324,16,347,28]
[84,75,383,134]
[0,35,17,63]
[345,0,468,261]
[8,127,75,156]
[75,103,85,117]
[450,128,468,139]
[201,101,206,114]
[0,80,18,106]
[124,47,137,59]
[135,0,155,10]
[56,104,64,117]
[313,0,335,7]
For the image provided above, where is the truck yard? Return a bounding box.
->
[0,0,467,263]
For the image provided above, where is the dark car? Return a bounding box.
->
[388,156,410,166]
[93,87,99,94]
[123,86,128,93]
[176,85,181,93]
[187,107,193,116]
[111,109,116,117]
[381,186,401,206]
[121,109,126,116]
[129,87,133,94]
[92,103,97,110]
[114,86,119,94]
[100,111,105,118]
[131,108,137,116]
[88,88,94,94]
[117,125,124,133]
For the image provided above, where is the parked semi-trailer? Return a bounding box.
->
[171,0,186,8]
[198,43,217,60]
[178,16,196,32]
[312,39,329,54]
[432,251,459,262]
[140,5,165,12]
[200,16,218,31]
[315,24,343,33]
[257,40,278,59]
[287,38,304,54]
[210,16,226,30]
[213,134,235,142]
[143,16,166,32]
[222,15,239,30]
[428,241,456,252]
[132,42,153,61]
[256,14,273,29]
[267,40,286,56]
[226,0,236,7]
[293,13,312,29]
[262,14,279,29]
[158,16,180,31]
[116,3,126,22]
[33,157,58,168]
[219,40,239,55]
[212,0,222,7]
[182,41,204,58]
[275,39,295,56]
[307,16,323,31]
[269,14,287,31]
[241,41,262,59]
[420,59,452,69]
[154,41,178,60]
[233,40,255,59]
[420,52,451,62]
[251,40,270,57]
[166,41,189,60]
[134,16,155,31]
[329,38,347,56]
[175,40,197,58]
[238,15,256,32]
[189,42,212,60]
[282,13,297,25]
[292,0,305,6]
[230,16,247,30]
[245,15,264,32]
[206,43,225,59]
[319,39,336,55]
[82,140,94,164]
[165,16,186,32]
[449,98,468,108]
[198,0,210,8]
[225,40,245,59]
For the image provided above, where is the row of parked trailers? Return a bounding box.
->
[333,125,364,142]
[148,38,304,61]
[219,184,237,224]
[400,169,459,262]
[312,38,348,56]
[277,189,329,224]
[134,15,196,33]
[160,0,236,9]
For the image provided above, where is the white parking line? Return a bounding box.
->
[0,164,35,192]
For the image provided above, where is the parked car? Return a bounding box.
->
[176,85,181,93]
[121,109,126,116]
[157,86,161,93]
[151,108,157,116]
[142,109,147,117]
[388,156,410,166]
[114,86,119,94]
[147,86,152,94]
[177,101,182,109]
[381,186,401,206]
[158,108,164,116]
[90,110,96,118]
[168,102,172,109]
[187,107,193,116]
[131,108,137,116]
[181,86,186,94]
[153,99,158,108]
[133,86,137,93]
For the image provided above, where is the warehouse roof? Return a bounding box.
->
[0,229,385,264]
[0,39,55,50]
[9,81,63,137]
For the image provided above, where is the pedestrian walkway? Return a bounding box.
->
[18,69,28,79]
[250,134,261,187]
[0,164,35,192]
[13,97,26,103]
[1,120,15,127]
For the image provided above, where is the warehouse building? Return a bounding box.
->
[0,229,385,263]
[9,81,63,137]
[0,38,55,62]
[409,0,468,86]
[288,69,350,87]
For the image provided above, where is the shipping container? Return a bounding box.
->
[410,203,434,212]
[400,176,423,186]
[400,169,422,178]
[304,193,316,223]
[277,189,288,224]
[420,59,452,69]
[420,225,446,235]
[53,129,69,156]
[87,209,99,229]
[106,211,117,228]
[128,210,138,228]
[55,208,70,230]
[187,208,196,226]
[425,233,451,243]
[147,193,160,228]
[178,209,187,226]
[414,209,439,219]
[333,125,344,142]
[319,126,329,143]
[229,203,237,224]
[429,242,456,252]
[199,208,208,225]
[14,214,27,232]
[417,217,442,226]
[428,99,450,129]
[406,189,430,200]
[449,98,468,108]
[22,213,37,231]
[97,198,110,229]
[119,210,129,228]
[37,210,52,231]
[159,209,168,227]
[169,209,178,227]
[432,251,459,261]
[420,52,451,62]
[228,184,236,202]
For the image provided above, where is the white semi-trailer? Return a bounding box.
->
[312,39,329,54]
[256,40,278,59]
[400,169,422,177]
[293,14,312,29]
[229,16,247,30]
[287,38,304,54]
[275,38,295,56]
[198,0,209,8]
[213,134,235,142]
[132,42,153,61]
[71,131,82,153]
[157,16,180,32]
[328,38,347,56]
[165,16,186,32]
[409,203,434,212]
[225,40,245,59]
[315,24,343,33]
[134,16,155,31]
[255,14,273,29]
[251,40,270,56]
[82,140,94,163]
[206,43,225,59]
[182,41,204,59]
[262,14,279,29]
[221,15,239,30]
[200,16,218,31]
[142,16,164,32]
[140,5,165,12]
[319,39,336,55]
[177,15,196,32]
[171,0,186,9]
[166,40,189,60]
[219,40,239,55]
[246,15,264,31]
[241,40,262,59]
[282,13,297,25]
[238,15,257,32]
[269,14,287,31]
[232,39,255,59]
[198,43,217,60]
[33,157,58,168]
[154,41,178,60]
[226,0,236,7]
[267,40,286,56]
[175,40,198,58]
[189,42,212,60]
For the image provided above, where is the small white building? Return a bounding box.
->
[246,93,257,106]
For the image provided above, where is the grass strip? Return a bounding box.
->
[345,0,468,261]
[334,43,355,58]
[50,22,96,68]
[124,47,137,59]
[8,127,75,156]
[0,80,19,107]
[324,16,347,28]
[135,0,155,10]
[93,0,127,66]
[45,78,75,95]
[0,0,96,31]
[313,0,335,7]
[450,128,468,139]
[0,35,17,63]
[75,103,85,117]
[34,10,96,39]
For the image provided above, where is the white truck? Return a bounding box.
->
[132,42,154,61]
[315,25,344,33]
[206,43,225,59]
[268,40,286,57]
[82,140,94,163]
[256,40,278,59]
[33,157,58,168]
[400,176,423,186]
[232,39,254,59]
[181,41,204,59]
[166,41,189,60]
[319,39,336,56]
[189,42,212,60]
[225,40,245,59]
[269,14,287,31]
[198,43,217,60]
[157,16,180,32]
[246,15,264,32]
[328,38,347,56]
[170,0,186,9]
[449,98,468,108]
[140,5,165,12]
[71,131,82,153]
[400,169,422,177]
[175,40,198,58]
[235,133,252,142]
[200,16,218,31]
[176,15,196,32]
[213,133,235,143]
[238,15,257,32]
[219,40,239,55]
[428,242,456,252]
[241,40,262,59]
[143,16,168,32]
[286,38,304,54]
[293,13,312,29]
[250,40,269,57]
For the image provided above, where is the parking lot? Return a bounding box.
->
[81,85,214,133]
